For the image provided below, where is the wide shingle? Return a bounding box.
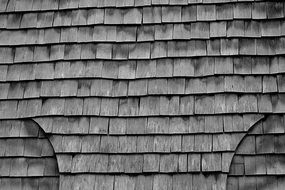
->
[41,98,65,115]
[156,59,173,77]
[267,2,284,19]
[191,22,209,39]
[151,42,167,58]
[162,6,181,22]
[182,5,197,22]
[102,61,119,78]
[261,21,280,37]
[210,21,226,37]
[137,25,154,41]
[123,8,142,24]
[64,98,83,115]
[153,175,172,190]
[129,43,151,59]
[233,3,251,19]
[216,4,233,20]
[160,154,178,172]
[10,158,28,176]
[202,153,222,172]
[116,26,136,42]
[182,135,194,152]
[244,21,261,37]
[155,24,173,40]
[7,13,22,29]
[100,98,119,116]
[136,60,156,78]
[105,8,123,24]
[168,41,188,57]
[173,59,194,77]
[147,117,169,134]
[173,24,191,39]
[143,7,162,23]
[111,81,126,97]
[169,117,188,134]
[118,61,136,79]
[197,5,216,21]
[0,48,13,64]
[90,9,104,24]
[143,154,159,172]
[252,2,266,19]
[21,13,37,28]
[120,98,140,116]
[128,80,147,96]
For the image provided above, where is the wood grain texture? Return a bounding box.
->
[0,0,284,189]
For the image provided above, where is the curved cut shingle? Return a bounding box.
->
[0,120,59,190]
[227,115,285,190]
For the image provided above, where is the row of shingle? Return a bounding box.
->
[0,0,272,12]
[0,75,283,99]
[0,157,58,176]
[236,134,285,155]
[59,153,224,173]
[230,154,285,176]
[0,0,282,19]
[1,57,284,81]
[0,120,43,137]
[0,5,283,29]
[227,176,285,190]
[0,138,54,157]
[50,134,241,153]
[60,174,226,190]
[0,177,59,190]
[248,115,285,135]
[35,114,263,135]
[1,21,284,45]
[0,94,282,118]
[0,38,284,63]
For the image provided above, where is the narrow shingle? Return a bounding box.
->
[188,154,200,171]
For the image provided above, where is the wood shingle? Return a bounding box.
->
[0,0,285,189]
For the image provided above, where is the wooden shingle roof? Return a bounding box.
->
[0,0,285,189]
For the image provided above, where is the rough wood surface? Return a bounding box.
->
[0,0,284,189]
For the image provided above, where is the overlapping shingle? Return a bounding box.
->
[1,0,285,189]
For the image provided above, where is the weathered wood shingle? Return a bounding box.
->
[1,1,285,189]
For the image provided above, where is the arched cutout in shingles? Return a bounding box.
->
[227,115,285,190]
[0,119,59,190]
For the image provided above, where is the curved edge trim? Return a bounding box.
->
[31,118,60,176]
[224,114,266,190]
